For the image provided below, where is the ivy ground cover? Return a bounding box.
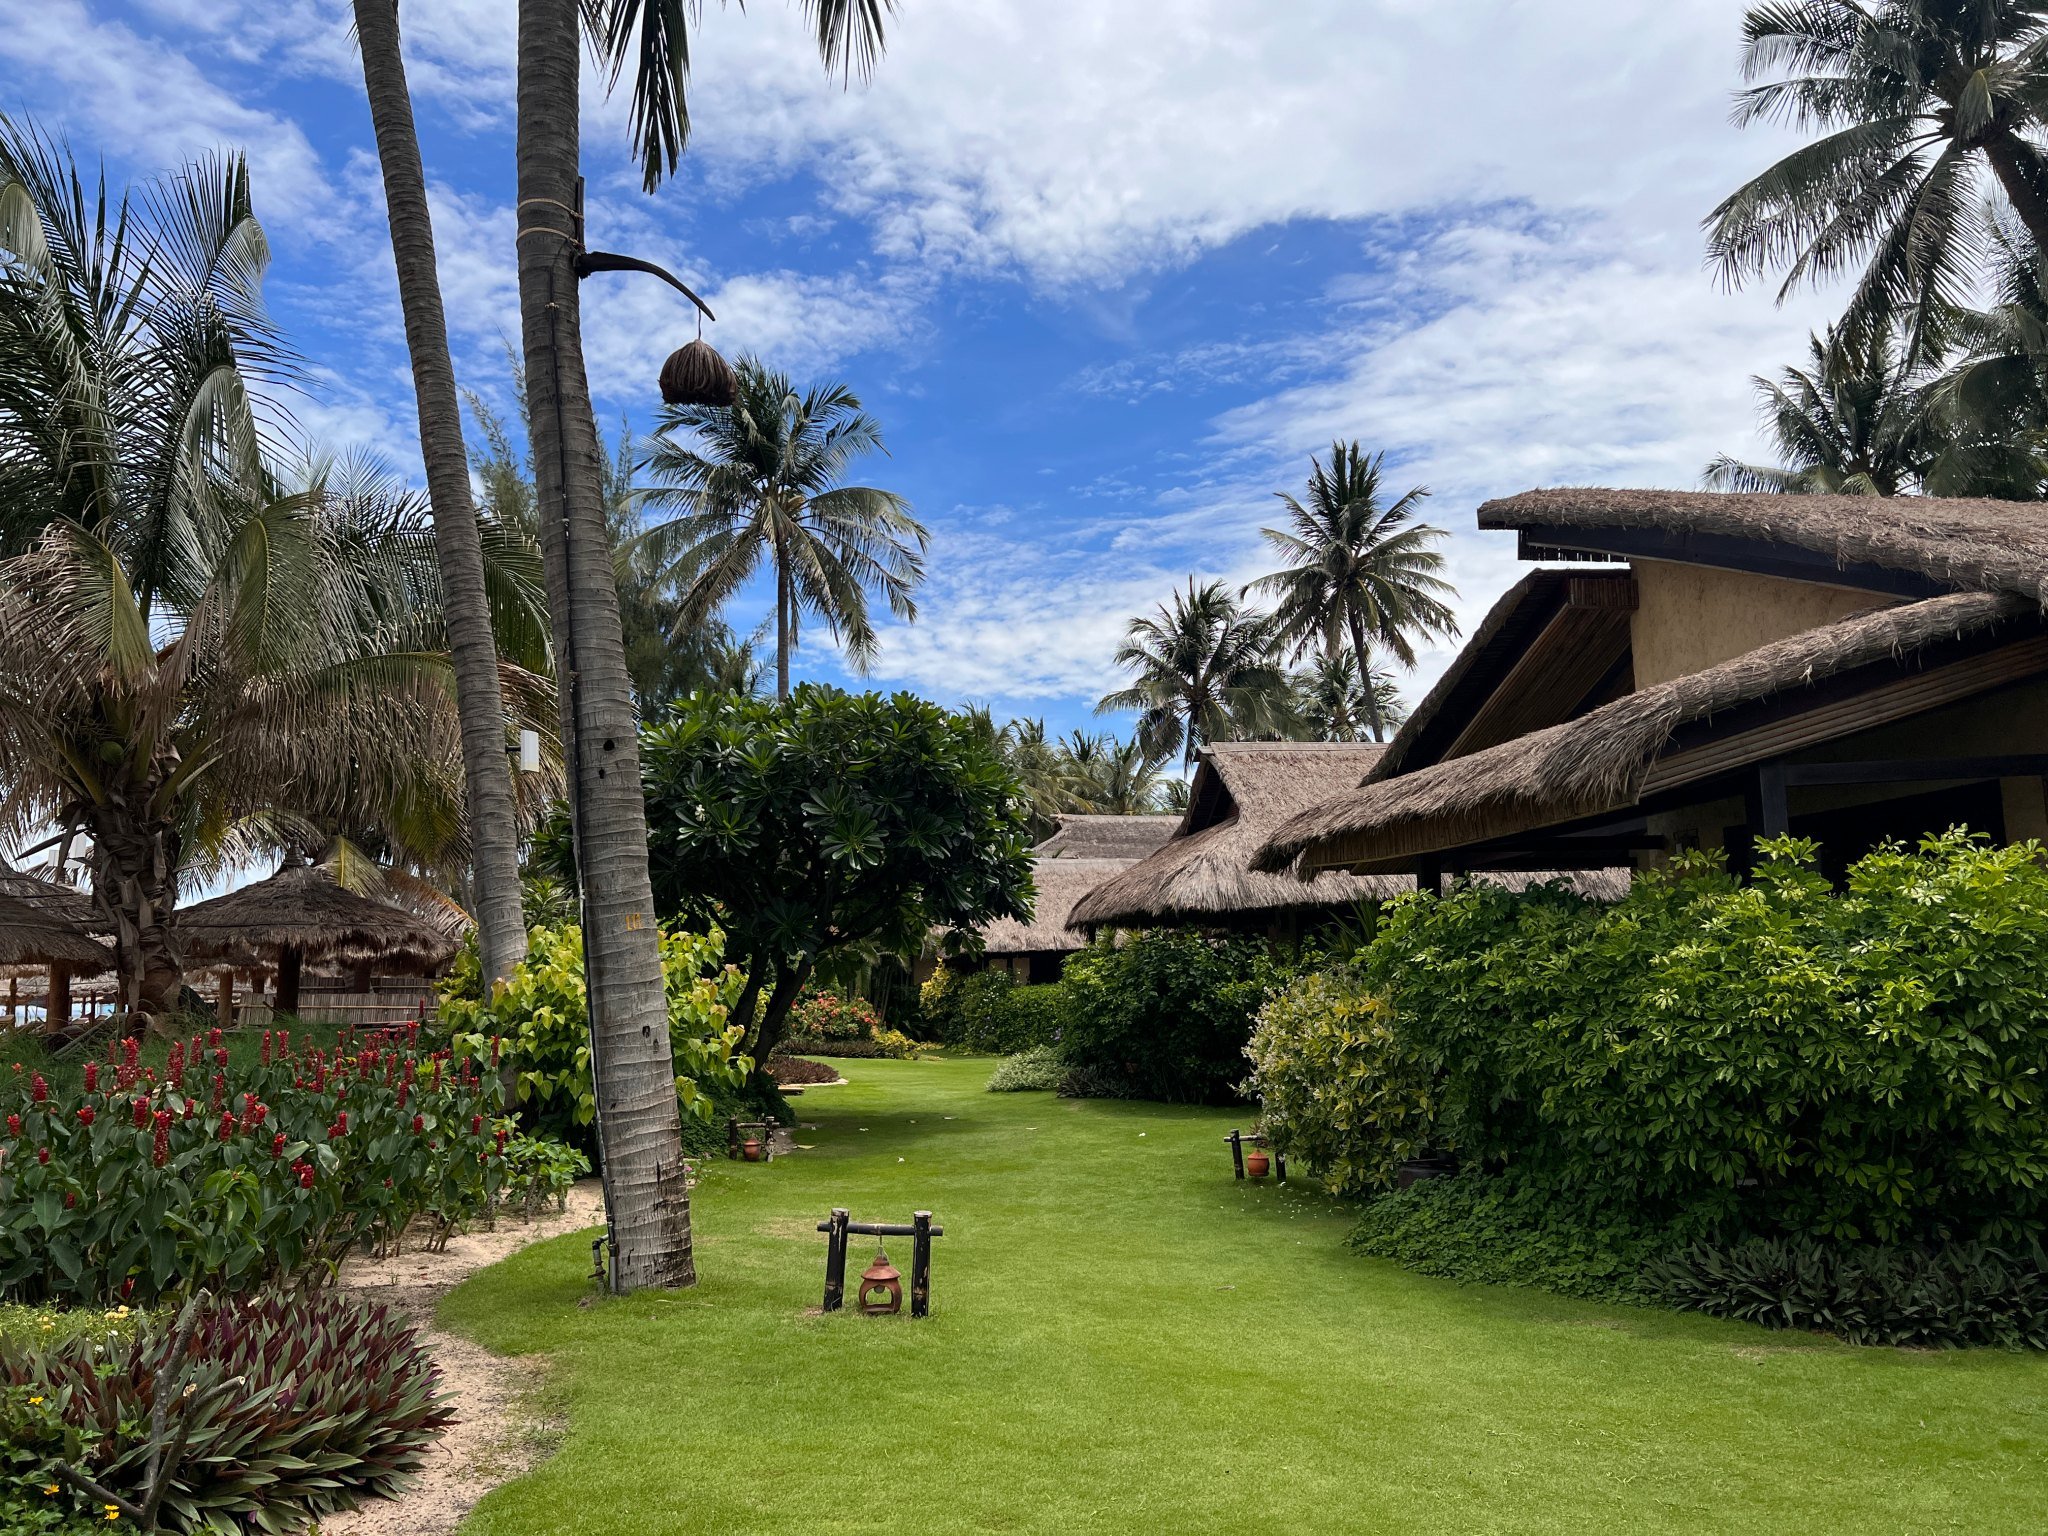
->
[446,1058,2048,1535]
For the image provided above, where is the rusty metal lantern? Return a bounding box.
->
[659,337,736,408]
[858,1249,903,1315]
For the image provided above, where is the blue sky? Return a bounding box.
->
[3,0,1845,738]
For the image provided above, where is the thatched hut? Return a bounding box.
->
[175,864,459,1015]
[0,891,115,1028]
[1259,489,2048,885]
[0,866,108,1028]
[1032,814,1181,861]
[1068,742,1405,936]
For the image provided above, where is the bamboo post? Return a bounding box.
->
[910,1210,933,1318]
[822,1208,850,1312]
[48,963,71,1028]
[216,970,234,1032]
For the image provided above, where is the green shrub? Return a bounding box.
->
[1357,833,2048,1243]
[1350,1174,1676,1305]
[499,1134,589,1220]
[1244,967,1435,1195]
[0,1303,148,1353]
[986,1044,1069,1093]
[1,1289,451,1531]
[918,969,1071,1053]
[776,1028,917,1060]
[1059,931,1290,1103]
[0,1027,504,1305]
[1652,1237,2048,1349]
[438,923,750,1147]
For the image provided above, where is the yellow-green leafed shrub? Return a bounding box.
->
[1245,968,1434,1196]
[440,924,751,1141]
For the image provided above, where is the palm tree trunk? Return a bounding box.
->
[775,555,792,700]
[1982,131,2048,258]
[85,806,182,1025]
[1346,611,1387,742]
[353,0,528,987]
[517,0,695,1292]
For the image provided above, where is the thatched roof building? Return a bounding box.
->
[1069,742,1404,932]
[0,892,115,970]
[1032,814,1180,861]
[980,858,1136,959]
[0,863,98,930]
[176,864,460,1012]
[1260,489,2048,885]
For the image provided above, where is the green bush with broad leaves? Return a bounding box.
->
[0,1027,504,1306]
[985,1044,1070,1093]
[499,1134,590,1220]
[1353,833,2048,1244]
[438,923,750,1144]
[1059,930,1292,1103]
[2,1289,450,1532]
[1244,967,1435,1196]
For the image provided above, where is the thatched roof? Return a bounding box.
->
[1259,589,2028,873]
[1481,487,2048,603]
[980,858,1136,955]
[1033,814,1181,861]
[0,891,115,968]
[175,864,459,967]
[0,863,97,929]
[1068,742,1404,929]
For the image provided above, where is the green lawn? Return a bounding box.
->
[445,1056,2048,1535]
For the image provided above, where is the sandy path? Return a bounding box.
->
[319,1180,606,1536]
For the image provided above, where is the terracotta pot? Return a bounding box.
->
[1245,1149,1271,1179]
[741,1138,764,1162]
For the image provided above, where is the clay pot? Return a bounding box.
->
[741,1138,764,1162]
[1245,1148,1271,1179]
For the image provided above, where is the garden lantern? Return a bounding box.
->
[659,337,737,408]
[858,1249,903,1314]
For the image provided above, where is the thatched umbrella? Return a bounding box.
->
[0,862,99,929]
[175,864,459,1015]
[0,891,115,1028]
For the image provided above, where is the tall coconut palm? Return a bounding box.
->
[1292,650,1406,743]
[1096,580,1295,766]
[637,357,924,698]
[1919,218,2048,494]
[516,0,896,1291]
[1704,325,1935,493]
[351,0,528,986]
[1245,443,1457,742]
[1706,2,2048,349]
[1072,734,1171,814]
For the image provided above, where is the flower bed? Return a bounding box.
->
[0,1026,506,1306]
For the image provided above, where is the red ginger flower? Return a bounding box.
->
[36,1146,49,1164]
[63,1189,75,1208]
[29,1073,45,1103]
[214,1048,228,1068]
[208,1028,221,1047]
[218,1111,235,1141]
[5,1113,17,1137]
[132,1097,149,1129]
[83,1062,98,1093]
[272,1132,286,1158]
[152,1114,170,1168]
[412,1115,424,1134]
[77,1106,94,1127]
[471,1114,483,1136]
[298,1162,315,1189]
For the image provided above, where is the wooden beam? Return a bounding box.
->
[1515,524,1948,599]
[1775,754,2048,787]
[1443,605,1634,761]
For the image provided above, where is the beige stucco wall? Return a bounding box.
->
[1629,559,1897,688]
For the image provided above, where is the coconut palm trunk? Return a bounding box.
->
[516,0,696,1290]
[352,0,529,986]
[1345,612,1387,742]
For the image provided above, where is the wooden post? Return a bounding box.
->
[726,1117,740,1160]
[910,1210,933,1318]
[1226,1129,1245,1179]
[1275,1148,1288,1183]
[5,975,14,1023]
[275,947,303,1017]
[351,958,373,994]
[1757,762,1790,837]
[48,963,71,1028]
[822,1208,850,1312]
[216,970,234,1032]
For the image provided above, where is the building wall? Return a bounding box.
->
[1629,560,1896,688]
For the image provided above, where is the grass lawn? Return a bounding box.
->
[445,1056,2048,1535]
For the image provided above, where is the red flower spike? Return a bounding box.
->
[260,1032,271,1066]
[214,1048,228,1069]
[77,1106,94,1127]
[5,1113,18,1137]
[121,1278,135,1299]
[63,1189,75,1209]
[272,1132,286,1158]
[182,1099,196,1122]
[83,1062,98,1093]
[298,1163,315,1189]
[412,1115,424,1134]
[29,1073,45,1103]
[132,1098,148,1129]
[471,1114,483,1136]
[36,1146,48,1165]
[122,1037,138,1070]
[208,1028,222,1047]
[218,1112,234,1142]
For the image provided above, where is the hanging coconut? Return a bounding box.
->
[659,338,737,408]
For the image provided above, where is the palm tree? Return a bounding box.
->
[1245,443,1458,742]
[1706,2,2048,349]
[1096,580,1296,766]
[1919,218,2048,494]
[1075,735,1171,814]
[515,0,896,1291]
[1292,650,1406,742]
[636,357,925,698]
[1704,325,1935,493]
[352,0,528,987]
